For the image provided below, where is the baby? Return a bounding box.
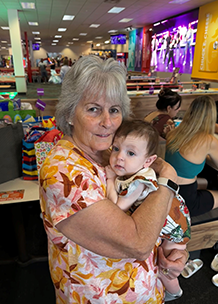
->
[106,120,191,302]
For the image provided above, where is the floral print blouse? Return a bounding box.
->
[40,139,164,304]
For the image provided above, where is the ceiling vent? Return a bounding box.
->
[104,0,121,4]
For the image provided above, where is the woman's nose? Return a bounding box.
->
[100,111,112,128]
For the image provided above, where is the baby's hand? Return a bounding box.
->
[105,165,116,180]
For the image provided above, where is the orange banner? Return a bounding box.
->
[192,1,218,80]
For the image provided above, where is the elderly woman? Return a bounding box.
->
[40,55,188,303]
[165,96,218,217]
[144,88,182,139]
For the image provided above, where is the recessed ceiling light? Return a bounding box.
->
[87,40,93,43]
[119,18,133,23]
[68,42,74,44]
[1,47,6,49]
[21,2,35,9]
[28,22,38,26]
[51,43,56,45]
[58,28,67,32]
[32,31,40,34]
[104,40,110,44]
[66,44,69,46]
[79,33,87,36]
[63,15,75,21]
[55,35,62,38]
[73,38,79,41]
[169,0,190,3]
[38,41,41,44]
[154,22,160,26]
[90,24,100,28]
[1,27,9,30]
[108,7,125,13]
[95,37,102,39]
[53,40,59,42]
[108,30,117,33]
[34,37,41,40]
[96,43,100,46]
[1,41,7,43]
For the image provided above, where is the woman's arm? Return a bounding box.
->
[56,158,177,261]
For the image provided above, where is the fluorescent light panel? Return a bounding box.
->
[34,37,41,40]
[28,22,38,26]
[1,41,7,43]
[73,38,79,41]
[58,28,67,32]
[79,33,87,36]
[119,18,132,23]
[95,36,102,39]
[55,35,62,38]
[21,2,35,9]
[51,43,56,45]
[53,40,59,42]
[1,26,9,30]
[108,30,117,33]
[32,31,40,34]
[108,7,125,13]
[90,24,100,28]
[63,15,75,21]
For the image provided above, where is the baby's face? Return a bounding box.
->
[109,135,150,177]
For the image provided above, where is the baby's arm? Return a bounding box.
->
[116,183,145,212]
[105,166,145,211]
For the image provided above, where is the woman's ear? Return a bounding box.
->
[166,105,171,113]
[143,154,157,168]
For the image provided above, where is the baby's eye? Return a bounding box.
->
[128,151,135,156]
[112,146,119,152]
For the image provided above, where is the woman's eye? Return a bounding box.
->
[110,107,120,114]
[88,107,98,112]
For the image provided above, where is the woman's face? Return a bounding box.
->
[168,101,181,118]
[72,97,123,157]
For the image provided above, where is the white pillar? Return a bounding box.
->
[8,9,27,93]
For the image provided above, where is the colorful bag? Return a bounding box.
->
[34,129,63,177]
[22,126,47,180]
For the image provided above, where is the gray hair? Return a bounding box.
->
[56,55,130,135]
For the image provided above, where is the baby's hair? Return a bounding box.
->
[114,119,159,156]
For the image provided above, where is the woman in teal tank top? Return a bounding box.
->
[165,96,218,217]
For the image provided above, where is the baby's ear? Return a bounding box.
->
[143,154,157,168]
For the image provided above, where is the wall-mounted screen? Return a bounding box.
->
[150,9,199,74]
[110,34,126,45]
[32,43,40,51]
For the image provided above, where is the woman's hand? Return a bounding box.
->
[158,245,188,280]
[151,157,178,183]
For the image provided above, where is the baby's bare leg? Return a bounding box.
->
[160,239,186,295]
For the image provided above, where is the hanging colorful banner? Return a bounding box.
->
[128,30,136,71]
[134,28,143,72]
